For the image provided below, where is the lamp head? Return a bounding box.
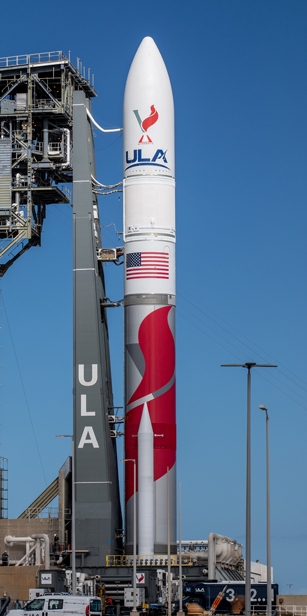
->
[259,405,268,412]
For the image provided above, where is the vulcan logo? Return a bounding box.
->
[133,105,158,143]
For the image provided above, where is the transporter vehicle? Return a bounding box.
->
[7,594,102,616]
[182,583,279,614]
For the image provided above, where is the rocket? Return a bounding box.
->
[123,37,176,556]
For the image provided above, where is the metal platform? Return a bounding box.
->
[0,50,95,274]
[12,186,71,205]
[0,51,97,99]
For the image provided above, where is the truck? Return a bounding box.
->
[7,594,102,616]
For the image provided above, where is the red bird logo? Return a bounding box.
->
[142,105,159,132]
[137,573,145,583]
[133,105,159,143]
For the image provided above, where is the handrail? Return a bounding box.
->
[250,608,307,616]
[0,51,67,68]
[19,506,60,519]
[106,554,192,567]
[276,607,307,616]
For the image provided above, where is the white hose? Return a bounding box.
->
[91,175,122,189]
[86,108,122,133]
[61,129,71,168]
[93,189,123,195]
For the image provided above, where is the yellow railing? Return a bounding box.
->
[106,554,192,567]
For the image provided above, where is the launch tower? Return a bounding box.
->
[0,51,90,274]
[0,51,123,567]
[72,91,123,566]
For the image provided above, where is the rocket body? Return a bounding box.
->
[123,37,176,555]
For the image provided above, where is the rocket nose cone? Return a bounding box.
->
[124,36,171,88]
[136,36,159,56]
[123,36,174,178]
[138,403,153,435]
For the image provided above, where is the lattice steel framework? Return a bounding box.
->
[0,51,96,275]
[0,457,8,519]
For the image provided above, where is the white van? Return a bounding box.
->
[7,594,102,616]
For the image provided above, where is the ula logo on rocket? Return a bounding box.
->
[133,105,158,143]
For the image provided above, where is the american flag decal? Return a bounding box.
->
[126,252,169,279]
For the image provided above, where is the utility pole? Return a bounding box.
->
[167,467,171,616]
[221,362,277,616]
[177,481,184,616]
[259,405,271,616]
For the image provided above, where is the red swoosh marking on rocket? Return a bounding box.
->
[141,105,159,133]
[128,306,175,405]
[125,383,176,502]
[125,306,176,503]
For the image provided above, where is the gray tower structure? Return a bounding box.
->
[0,51,91,274]
[0,51,123,567]
[73,91,122,567]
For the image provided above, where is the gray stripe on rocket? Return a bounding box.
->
[126,343,145,378]
[126,372,175,412]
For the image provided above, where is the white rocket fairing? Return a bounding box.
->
[123,37,176,555]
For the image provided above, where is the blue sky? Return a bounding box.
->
[1,0,306,595]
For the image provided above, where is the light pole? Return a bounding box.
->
[177,481,184,616]
[167,467,171,616]
[56,435,76,595]
[121,459,137,615]
[221,362,277,616]
[259,405,271,616]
